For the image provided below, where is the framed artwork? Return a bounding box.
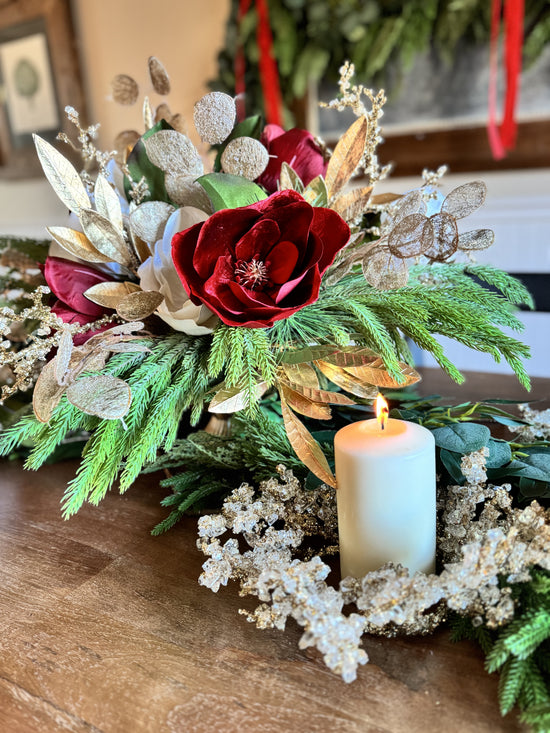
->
[0,0,85,179]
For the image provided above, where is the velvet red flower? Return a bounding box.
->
[171,190,350,328]
[44,256,112,345]
[256,125,327,194]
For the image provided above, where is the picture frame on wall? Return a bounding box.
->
[0,0,85,179]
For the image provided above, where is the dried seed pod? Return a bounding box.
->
[388,213,433,258]
[112,74,139,106]
[154,103,172,124]
[144,130,203,177]
[193,92,236,144]
[148,56,170,95]
[221,137,269,180]
[113,130,140,165]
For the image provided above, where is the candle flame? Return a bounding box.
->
[376,393,389,430]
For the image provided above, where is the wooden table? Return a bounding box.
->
[0,370,547,733]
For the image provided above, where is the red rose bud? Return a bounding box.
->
[256,125,327,194]
[44,256,112,343]
[171,190,350,328]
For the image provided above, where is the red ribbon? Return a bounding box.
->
[488,0,525,159]
[234,0,283,127]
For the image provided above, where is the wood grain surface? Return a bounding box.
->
[1,370,545,732]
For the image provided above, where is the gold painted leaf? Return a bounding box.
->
[279,162,304,193]
[458,229,495,251]
[94,174,123,233]
[388,213,433,258]
[302,175,328,206]
[209,381,268,413]
[55,328,74,386]
[441,181,486,219]
[279,379,355,406]
[148,56,171,95]
[280,396,336,488]
[279,382,331,420]
[363,245,409,290]
[315,360,379,400]
[47,226,112,264]
[66,375,132,420]
[130,232,153,264]
[369,192,402,206]
[321,347,380,368]
[116,290,164,321]
[84,281,141,309]
[32,358,66,423]
[129,201,175,245]
[281,362,319,389]
[79,208,132,267]
[114,130,140,165]
[112,74,139,105]
[33,135,90,214]
[325,115,368,200]
[332,185,373,220]
[345,362,421,388]
[280,345,338,365]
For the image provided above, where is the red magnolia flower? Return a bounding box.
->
[256,125,327,194]
[171,190,350,328]
[44,256,112,344]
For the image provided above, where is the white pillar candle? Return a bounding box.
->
[335,405,436,579]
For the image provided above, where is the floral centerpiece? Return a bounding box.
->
[0,59,548,730]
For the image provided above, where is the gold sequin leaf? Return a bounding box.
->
[280,394,337,488]
[325,115,368,200]
[221,137,269,180]
[112,74,139,106]
[66,375,132,420]
[148,56,170,96]
[193,92,236,145]
[144,130,203,177]
[458,229,495,251]
[33,135,90,215]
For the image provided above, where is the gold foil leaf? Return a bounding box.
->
[423,212,459,262]
[315,361,379,400]
[279,382,331,420]
[279,162,304,193]
[129,201,175,245]
[33,358,66,423]
[321,347,380,368]
[281,362,319,389]
[325,115,368,200]
[441,181,487,219]
[130,231,153,264]
[79,208,132,267]
[144,130,203,177]
[148,56,171,95]
[388,213,433,258]
[193,92,236,145]
[392,189,426,223]
[55,329,74,386]
[94,174,123,233]
[458,229,495,251]
[280,380,355,406]
[302,176,328,207]
[164,174,213,211]
[84,281,141,309]
[112,74,139,105]
[221,137,269,180]
[345,362,421,388]
[370,192,402,205]
[66,375,132,419]
[116,290,164,321]
[209,381,268,413]
[363,246,409,290]
[33,135,91,214]
[280,345,338,365]
[280,396,336,488]
[332,185,373,220]
[46,227,112,264]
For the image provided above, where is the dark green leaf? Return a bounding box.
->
[196,172,267,211]
[518,477,550,499]
[124,120,173,204]
[439,448,465,484]
[486,438,512,469]
[432,423,491,454]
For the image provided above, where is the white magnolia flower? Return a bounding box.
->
[138,207,218,334]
